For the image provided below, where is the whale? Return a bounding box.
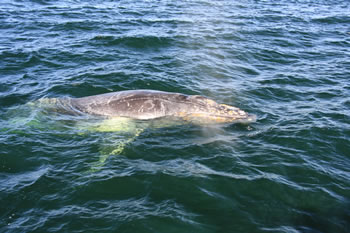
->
[6,90,255,171]
[40,89,256,124]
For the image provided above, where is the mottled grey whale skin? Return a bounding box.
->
[60,90,255,124]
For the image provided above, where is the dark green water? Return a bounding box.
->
[1,0,349,232]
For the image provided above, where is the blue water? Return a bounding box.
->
[1,0,349,232]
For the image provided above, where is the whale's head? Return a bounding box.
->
[176,95,256,124]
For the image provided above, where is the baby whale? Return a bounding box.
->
[49,90,255,124]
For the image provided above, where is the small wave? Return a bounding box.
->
[311,15,350,24]
[90,35,173,49]
[0,166,49,194]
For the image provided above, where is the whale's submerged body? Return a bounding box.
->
[47,90,256,124]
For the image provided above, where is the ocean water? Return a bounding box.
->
[1,0,349,232]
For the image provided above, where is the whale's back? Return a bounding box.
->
[71,90,189,119]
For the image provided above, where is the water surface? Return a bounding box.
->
[1,0,349,232]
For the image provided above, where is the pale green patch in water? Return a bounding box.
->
[77,117,141,133]
[78,116,189,172]
[76,117,147,172]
